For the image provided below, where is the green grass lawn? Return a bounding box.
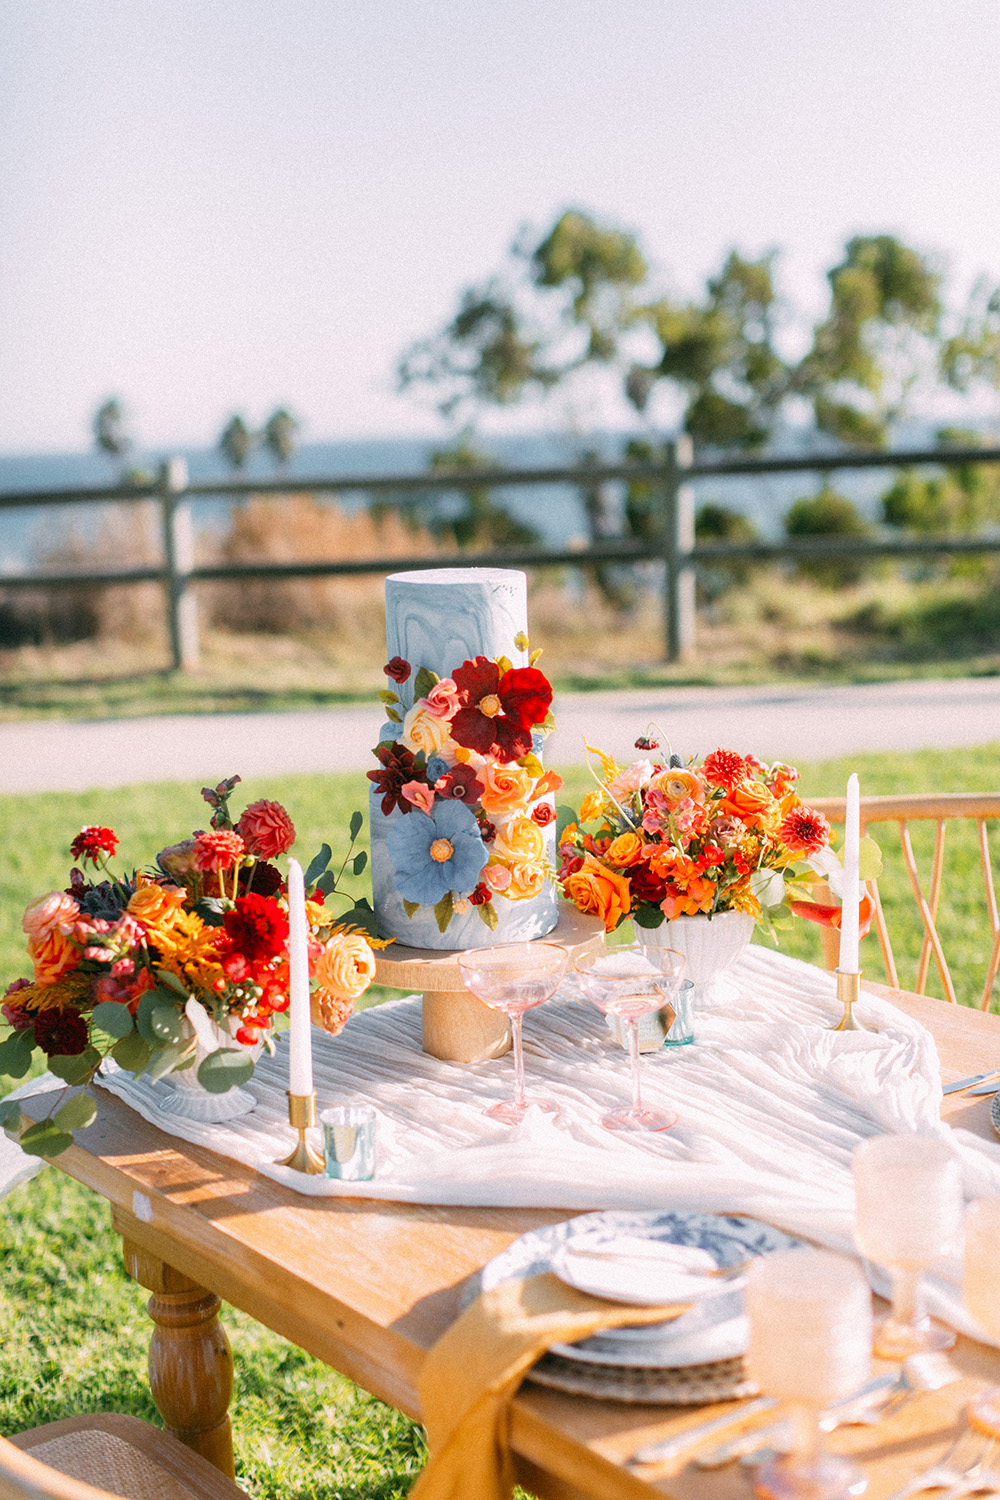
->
[2,748,999,1496]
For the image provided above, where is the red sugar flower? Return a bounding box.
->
[450,657,552,764]
[435,764,485,803]
[69,826,118,865]
[236,799,296,860]
[780,805,832,856]
[531,802,556,826]
[384,656,411,684]
[193,829,245,872]
[469,882,493,905]
[367,741,420,816]
[702,748,748,790]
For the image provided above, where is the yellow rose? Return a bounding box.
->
[492,817,545,865]
[479,762,534,816]
[564,855,631,932]
[505,860,547,901]
[606,831,644,867]
[400,703,452,758]
[578,789,607,824]
[315,931,376,1002]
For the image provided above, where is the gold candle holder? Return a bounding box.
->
[277,1090,324,1174]
[830,969,868,1032]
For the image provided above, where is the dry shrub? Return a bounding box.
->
[205,494,447,637]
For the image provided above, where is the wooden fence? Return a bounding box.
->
[2,438,1000,669]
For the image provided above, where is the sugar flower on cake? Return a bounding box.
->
[386,800,488,907]
[0,776,382,1157]
[448,656,552,763]
[559,732,877,940]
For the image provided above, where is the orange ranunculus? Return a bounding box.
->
[717,779,780,832]
[605,831,644,867]
[127,878,187,927]
[479,762,534,817]
[564,855,631,932]
[647,767,704,807]
[314,931,376,1003]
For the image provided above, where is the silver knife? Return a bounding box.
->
[942,1070,1000,1095]
[967,1080,1000,1096]
[630,1397,776,1467]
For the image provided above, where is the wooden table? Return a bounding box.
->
[17,983,1000,1500]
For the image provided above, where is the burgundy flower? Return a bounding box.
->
[531,802,556,826]
[238,860,284,897]
[635,736,660,750]
[384,656,411,684]
[1,990,33,1030]
[69,826,118,865]
[469,882,493,906]
[477,816,497,843]
[556,852,585,882]
[449,657,552,763]
[435,764,485,803]
[33,1008,89,1057]
[627,863,669,905]
[222,893,289,963]
[367,740,419,816]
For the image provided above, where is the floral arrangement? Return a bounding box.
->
[371,641,563,932]
[559,737,879,937]
[0,777,382,1157]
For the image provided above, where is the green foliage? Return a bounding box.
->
[941,276,1000,400]
[783,486,872,585]
[694,502,760,595]
[881,430,1000,537]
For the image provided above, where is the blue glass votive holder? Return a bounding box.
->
[661,978,695,1046]
[320,1104,377,1180]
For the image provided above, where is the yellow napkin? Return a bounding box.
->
[410,1272,685,1500]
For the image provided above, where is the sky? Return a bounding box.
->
[1,0,998,456]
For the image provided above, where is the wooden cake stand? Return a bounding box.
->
[373,906,606,1063]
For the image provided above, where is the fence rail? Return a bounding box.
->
[3,439,1000,669]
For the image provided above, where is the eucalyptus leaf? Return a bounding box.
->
[19,1119,74,1158]
[147,1040,196,1084]
[47,1048,101,1086]
[91,1001,135,1039]
[412,666,439,700]
[476,901,499,931]
[352,850,368,876]
[316,870,337,896]
[153,969,189,996]
[346,902,379,939]
[632,905,665,929]
[113,1032,153,1074]
[148,1001,185,1047]
[349,811,364,841]
[0,1098,22,1131]
[54,1094,97,1132]
[197,1048,255,1094]
[0,1028,35,1080]
[304,844,333,887]
[555,805,579,841]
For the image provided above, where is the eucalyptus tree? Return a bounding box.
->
[218,414,255,471]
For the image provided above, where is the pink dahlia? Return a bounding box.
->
[236,799,296,860]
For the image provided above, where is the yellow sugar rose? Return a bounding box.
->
[400,703,452,758]
[492,817,545,865]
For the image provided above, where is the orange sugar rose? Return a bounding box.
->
[564,855,631,932]
[479,762,534,816]
[504,860,547,901]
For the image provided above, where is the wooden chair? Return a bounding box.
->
[808,793,1000,1010]
[1,1413,249,1500]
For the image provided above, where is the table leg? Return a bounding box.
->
[119,1234,236,1479]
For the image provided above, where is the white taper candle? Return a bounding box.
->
[838,773,861,972]
[286,857,313,1096]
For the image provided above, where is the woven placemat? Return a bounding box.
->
[527,1350,758,1405]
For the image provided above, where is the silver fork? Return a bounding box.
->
[882,1432,998,1500]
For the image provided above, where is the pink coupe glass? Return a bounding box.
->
[457,942,569,1124]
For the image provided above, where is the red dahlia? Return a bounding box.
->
[193,829,245,872]
[449,657,552,764]
[222,893,289,963]
[779,806,832,856]
[69,825,118,864]
[701,748,749,791]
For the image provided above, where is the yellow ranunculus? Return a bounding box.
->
[315,931,376,1002]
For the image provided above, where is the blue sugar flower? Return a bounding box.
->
[386,798,487,906]
[425,754,449,785]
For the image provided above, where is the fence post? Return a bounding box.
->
[662,435,696,662]
[159,457,199,671]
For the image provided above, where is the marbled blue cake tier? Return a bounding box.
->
[370,567,559,951]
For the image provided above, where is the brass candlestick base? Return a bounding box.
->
[277,1090,324,1173]
[830,969,868,1031]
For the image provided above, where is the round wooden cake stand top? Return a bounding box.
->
[373,905,607,1063]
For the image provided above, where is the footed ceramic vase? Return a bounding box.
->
[158,1017,261,1123]
[640,910,755,1012]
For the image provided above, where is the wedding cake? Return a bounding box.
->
[368,567,561,951]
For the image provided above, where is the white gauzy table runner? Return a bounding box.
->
[11,946,1000,1335]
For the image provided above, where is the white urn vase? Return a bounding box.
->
[158,1011,262,1124]
[640,909,755,1011]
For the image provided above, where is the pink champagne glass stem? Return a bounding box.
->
[626,1017,643,1112]
[511,1012,527,1110]
[888,1264,922,1329]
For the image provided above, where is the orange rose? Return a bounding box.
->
[564,855,631,932]
[718,779,780,832]
[315,932,376,1003]
[479,763,534,817]
[606,831,644,867]
[127,878,187,927]
[28,929,79,986]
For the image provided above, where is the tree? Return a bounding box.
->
[262,408,299,468]
[219,414,254,471]
[941,277,1000,419]
[784,486,872,586]
[92,398,132,463]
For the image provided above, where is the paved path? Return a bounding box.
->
[2,677,999,793]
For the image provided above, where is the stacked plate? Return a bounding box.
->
[471,1209,800,1404]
